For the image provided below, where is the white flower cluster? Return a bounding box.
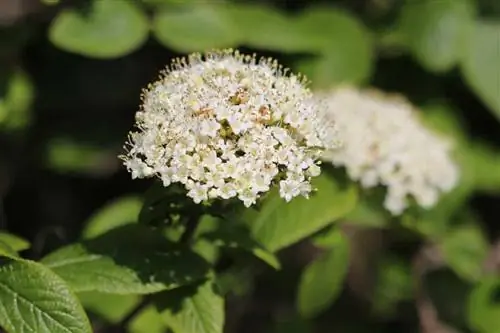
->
[122,50,340,207]
[318,87,459,215]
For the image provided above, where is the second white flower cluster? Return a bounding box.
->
[123,50,459,215]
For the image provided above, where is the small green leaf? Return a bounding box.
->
[371,257,413,318]
[45,137,117,176]
[297,233,350,318]
[399,0,475,72]
[468,276,500,333]
[82,196,142,239]
[461,20,500,120]
[78,292,140,324]
[311,225,344,249]
[153,5,239,52]
[41,224,210,294]
[201,223,280,269]
[129,305,165,333]
[0,257,91,333]
[154,278,224,333]
[49,0,149,58]
[249,173,357,251]
[0,70,34,130]
[342,198,390,228]
[0,240,18,258]
[440,224,489,282]
[0,232,30,252]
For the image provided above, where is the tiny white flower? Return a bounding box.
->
[122,49,342,206]
[318,87,459,215]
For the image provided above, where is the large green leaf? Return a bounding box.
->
[297,231,350,318]
[82,196,142,239]
[248,173,357,251]
[49,0,149,58]
[226,4,308,53]
[154,278,224,333]
[461,20,500,120]
[468,276,500,333]
[78,292,140,324]
[0,232,30,252]
[295,8,373,86]
[0,258,91,333]
[200,223,280,270]
[440,224,489,282]
[41,225,210,294]
[399,0,475,72]
[153,5,239,52]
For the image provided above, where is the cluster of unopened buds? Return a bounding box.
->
[122,49,459,215]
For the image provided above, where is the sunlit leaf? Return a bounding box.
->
[49,0,149,58]
[82,196,142,239]
[461,20,500,120]
[248,173,357,251]
[78,292,140,324]
[154,278,224,333]
[399,0,475,72]
[0,258,92,333]
[297,232,350,318]
[41,224,210,294]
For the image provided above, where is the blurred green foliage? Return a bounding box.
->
[0,0,499,332]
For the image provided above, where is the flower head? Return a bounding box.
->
[122,50,341,206]
[318,87,459,215]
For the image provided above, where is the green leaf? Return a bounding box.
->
[0,232,30,252]
[0,240,18,258]
[78,292,140,324]
[129,305,165,333]
[153,4,239,52]
[41,224,210,294]
[49,0,149,58]
[371,257,413,318]
[297,232,350,318]
[341,198,390,228]
[461,20,500,119]
[249,173,357,251]
[201,223,280,270]
[440,224,489,282]
[226,4,307,53]
[45,137,117,176]
[0,70,34,130]
[154,278,224,333]
[294,7,373,86]
[0,257,91,333]
[399,0,475,72]
[468,276,500,333]
[82,196,142,239]
[311,225,344,249]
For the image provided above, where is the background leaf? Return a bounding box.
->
[129,305,166,333]
[248,173,357,251]
[297,232,350,318]
[0,258,91,333]
[461,20,500,119]
[82,196,142,239]
[0,232,30,252]
[200,223,280,269]
[154,278,224,333]
[398,0,475,72]
[78,292,140,324]
[153,4,239,52]
[49,0,149,58]
[41,224,210,294]
[468,276,500,333]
